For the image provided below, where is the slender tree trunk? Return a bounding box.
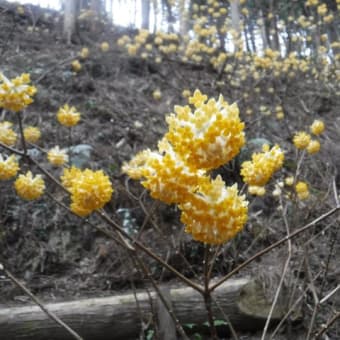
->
[259,10,269,50]
[63,0,78,45]
[90,0,102,32]
[249,20,257,53]
[141,0,150,30]
[179,0,189,37]
[244,24,251,53]
[230,0,240,34]
[152,0,158,32]
[230,0,241,52]
[163,0,175,32]
[272,14,280,51]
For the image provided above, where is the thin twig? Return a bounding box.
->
[209,206,340,292]
[315,311,340,339]
[203,244,218,339]
[261,198,292,340]
[0,264,83,340]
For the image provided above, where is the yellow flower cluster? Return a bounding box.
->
[180,177,248,244]
[317,4,327,15]
[241,144,284,189]
[293,132,311,150]
[165,90,245,170]
[14,171,45,200]
[62,167,113,217]
[0,121,17,146]
[79,47,89,59]
[47,146,69,166]
[295,181,310,200]
[23,126,41,143]
[152,89,162,100]
[57,104,81,127]
[123,90,248,245]
[0,73,37,112]
[100,42,110,52]
[310,119,325,135]
[71,60,82,72]
[293,119,325,154]
[122,141,207,205]
[305,0,319,6]
[0,154,19,180]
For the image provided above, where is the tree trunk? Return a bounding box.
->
[0,278,291,340]
[230,0,240,34]
[141,0,150,30]
[179,0,189,37]
[90,0,102,32]
[259,10,269,50]
[63,0,78,45]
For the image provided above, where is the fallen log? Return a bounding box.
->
[0,277,289,340]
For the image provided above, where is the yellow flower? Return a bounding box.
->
[180,176,248,245]
[79,47,89,59]
[241,144,284,186]
[295,181,309,200]
[14,171,45,200]
[248,185,266,196]
[317,4,327,15]
[57,104,81,127]
[285,176,294,186]
[188,89,208,108]
[0,73,37,112]
[276,111,284,120]
[71,60,82,72]
[122,142,207,205]
[307,140,321,154]
[165,90,245,170]
[47,146,69,166]
[61,166,82,189]
[293,131,311,150]
[310,120,325,135]
[100,42,110,52]
[68,169,113,216]
[0,154,19,180]
[152,89,162,100]
[182,89,191,98]
[23,126,41,143]
[17,6,25,15]
[0,121,17,146]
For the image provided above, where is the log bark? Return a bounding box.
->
[0,277,288,340]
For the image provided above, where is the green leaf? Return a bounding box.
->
[184,323,196,329]
[214,319,228,326]
[146,329,154,340]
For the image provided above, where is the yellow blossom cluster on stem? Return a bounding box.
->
[180,176,248,245]
[165,90,245,170]
[240,144,285,191]
[295,181,310,200]
[57,104,81,127]
[61,167,113,217]
[293,119,325,154]
[0,73,37,112]
[14,171,45,200]
[123,90,248,245]
[23,126,41,143]
[47,146,69,166]
[0,121,17,146]
[0,154,19,180]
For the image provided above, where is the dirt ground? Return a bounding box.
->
[0,1,339,339]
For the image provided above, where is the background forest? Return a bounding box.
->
[0,0,339,339]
